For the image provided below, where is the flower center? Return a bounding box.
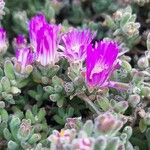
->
[59,129,65,137]
[72,44,80,52]
[90,61,107,79]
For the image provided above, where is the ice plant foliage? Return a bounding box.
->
[86,41,119,88]
[0,27,8,54]
[61,28,94,61]
[15,48,34,73]
[36,24,60,66]
[29,14,46,51]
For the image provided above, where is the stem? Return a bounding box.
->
[77,93,101,115]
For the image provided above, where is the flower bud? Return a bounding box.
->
[95,113,124,136]
[15,47,34,74]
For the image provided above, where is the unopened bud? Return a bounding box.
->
[95,113,123,136]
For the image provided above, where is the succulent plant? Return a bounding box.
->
[48,112,136,150]
[0,0,149,149]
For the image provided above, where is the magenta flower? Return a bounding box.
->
[13,34,27,49]
[0,28,8,54]
[61,28,94,61]
[86,41,119,88]
[29,14,46,51]
[36,24,60,66]
[15,48,34,73]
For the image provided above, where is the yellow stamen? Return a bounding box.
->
[59,129,65,137]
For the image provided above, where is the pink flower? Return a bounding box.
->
[86,40,119,88]
[61,28,94,61]
[48,129,76,144]
[0,28,8,54]
[29,14,47,51]
[36,24,60,66]
[15,48,34,73]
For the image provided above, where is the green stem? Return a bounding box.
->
[77,93,101,115]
